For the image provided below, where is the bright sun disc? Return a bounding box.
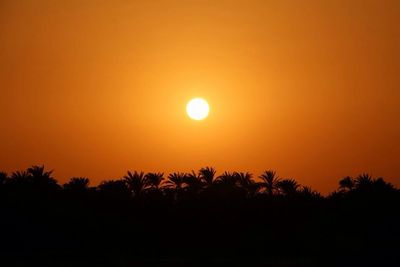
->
[186,98,209,120]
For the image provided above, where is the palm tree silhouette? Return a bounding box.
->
[63,177,90,192]
[276,179,299,196]
[165,172,187,201]
[10,170,30,183]
[183,171,204,193]
[216,171,238,187]
[199,167,217,187]
[27,165,51,177]
[373,177,395,191]
[9,170,32,191]
[355,173,373,190]
[123,171,148,197]
[233,171,259,197]
[165,172,186,190]
[233,172,259,196]
[338,176,355,192]
[234,172,253,187]
[27,165,59,189]
[98,179,130,197]
[259,170,280,196]
[354,174,396,195]
[145,172,164,191]
[299,186,321,199]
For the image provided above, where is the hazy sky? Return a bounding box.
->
[1,0,399,192]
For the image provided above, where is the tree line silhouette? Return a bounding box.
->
[0,166,399,266]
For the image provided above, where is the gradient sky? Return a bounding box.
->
[1,0,399,193]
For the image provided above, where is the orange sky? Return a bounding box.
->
[1,0,399,193]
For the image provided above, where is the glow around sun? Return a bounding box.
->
[186,98,209,120]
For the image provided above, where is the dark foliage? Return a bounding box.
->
[0,165,399,266]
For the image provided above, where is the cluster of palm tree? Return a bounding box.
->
[1,166,398,265]
[337,173,396,194]
[1,166,397,200]
[0,165,58,190]
[0,166,320,198]
[102,167,318,199]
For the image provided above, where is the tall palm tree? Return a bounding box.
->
[27,165,51,177]
[145,172,164,191]
[234,172,259,197]
[123,171,148,197]
[276,179,299,196]
[216,171,238,188]
[165,172,186,190]
[165,172,187,201]
[370,177,397,196]
[183,171,204,193]
[259,170,280,196]
[234,172,253,188]
[27,165,58,188]
[355,173,373,190]
[373,177,395,191]
[199,167,217,187]
[338,176,355,192]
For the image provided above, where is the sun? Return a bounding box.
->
[186,98,209,120]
